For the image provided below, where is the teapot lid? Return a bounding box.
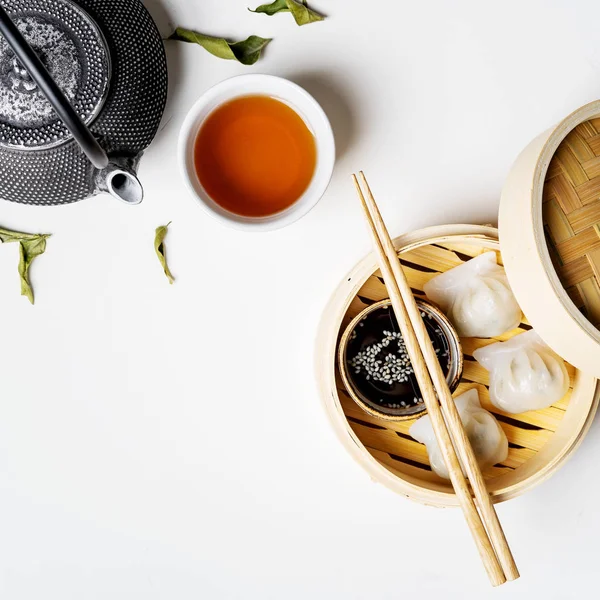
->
[0,0,109,150]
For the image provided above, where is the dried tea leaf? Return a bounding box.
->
[250,0,289,16]
[169,28,271,65]
[19,235,50,304]
[250,0,324,25]
[154,222,174,285]
[0,226,38,244]
[287,0,324,24]
[0,226,50,305]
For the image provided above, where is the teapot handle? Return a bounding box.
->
[0,6,109,169]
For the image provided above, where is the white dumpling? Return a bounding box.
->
[473,330,569,414]
[409,388,508,480]
[423,252,522,338]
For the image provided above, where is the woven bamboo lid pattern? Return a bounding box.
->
[543,118,600,327]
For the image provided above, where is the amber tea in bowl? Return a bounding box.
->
[194,95,317,218]
[179,75,335,231]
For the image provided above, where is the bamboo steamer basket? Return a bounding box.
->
[315,224,599,507]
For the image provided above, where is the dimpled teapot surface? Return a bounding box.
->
[0,0,167,205]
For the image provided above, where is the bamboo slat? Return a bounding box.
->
[588,133,600,155]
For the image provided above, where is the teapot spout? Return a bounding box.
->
[96,157,144,205]
[107,168,143,205]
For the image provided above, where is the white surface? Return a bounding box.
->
[179,74,335,231]
[1,0,600,598]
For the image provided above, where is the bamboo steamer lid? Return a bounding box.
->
[500,100,600,378]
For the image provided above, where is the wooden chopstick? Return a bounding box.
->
[356,172,520,583]
[352,172,519,586]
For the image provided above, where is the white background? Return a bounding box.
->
[1,0,600,598]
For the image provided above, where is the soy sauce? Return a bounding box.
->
[345,303,453,415]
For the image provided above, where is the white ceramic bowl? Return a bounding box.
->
[178,74,335,232]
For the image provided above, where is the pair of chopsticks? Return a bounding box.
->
[352,172,519,587]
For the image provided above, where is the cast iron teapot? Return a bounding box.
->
[0,0,168,205]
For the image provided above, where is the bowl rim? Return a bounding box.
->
[177,73,335,232]
[337,298,464,421]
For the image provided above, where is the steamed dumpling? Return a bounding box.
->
[473,330,569,414]
[423,252,521,338]
[409,388,508,480]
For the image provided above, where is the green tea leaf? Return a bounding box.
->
[287,0,324,24]
[154,222,174,285]
[0,227,38,243]
[250,0,289,16]
[250,0,324,25]
[19,235,50,304]
[169,28,271,65]
[0,227,50,304]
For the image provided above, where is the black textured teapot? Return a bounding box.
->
[0,0,168,205]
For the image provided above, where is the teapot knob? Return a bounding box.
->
[11,56,28,79]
